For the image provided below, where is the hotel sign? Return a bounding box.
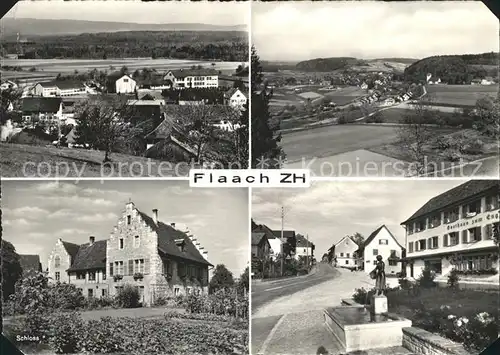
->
[446,211,500,231]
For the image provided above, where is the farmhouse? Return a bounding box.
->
[362,225,405,276]
[224,88,247,109]
[251,232,271,260]
[164,68,219,89]
[295,234,315,261]
[333,236,360,268]
[33,81,86,97]
[47,202,212,305]
[107,72,137,94]
[401,180,499,281]
[21,97,63,127]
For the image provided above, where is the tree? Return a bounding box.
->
[1,240,23,302]
[74,96,134,162]
[238,267,249,294]
[351,232,365,246]
[209,264,234,294]
[471,97,499,138]
[251,46,285,168]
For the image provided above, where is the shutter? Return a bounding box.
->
[144,258,150,275]
[128,260,134,275]
[109,263,114,276]
[443,234,448,247]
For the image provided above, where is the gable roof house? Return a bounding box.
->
[224,88,248,109]
[164,68,219,89]
[362,225,405,276]
[33,81,85,97]
[252,232,271,260]
[295,235,315,262]
[21,97,63,127]
[333,236,360,269]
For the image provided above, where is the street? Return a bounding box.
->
[252,265,382,355]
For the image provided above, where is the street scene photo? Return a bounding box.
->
[1,180,249,354]
[251,180,499,355]
[251,1,499,176]
[0,1,249,177]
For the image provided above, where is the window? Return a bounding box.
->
[346,253,350,258]
[462,230,469,243]
[115,261,124,275]
[415,220,426,232]
[55,256,60,268]
[109,263,114,276]
[89,272,96,281]
[485,223,499,239]
[464,200,481,216]
[134,259,145,273]
[123,78,129,83]
[449,232,459,246]
[444,208,459,224]
[103,272,106,280]
[372,249,378,256]
[127,215,131,225]
[486,195,499,211]
[55,272,60,281]
[174,287,180,296]
[345,260,349,265]
[366,260,370,264]
[102,289,107,297]
[88,289,93,298]
[134,235,140,248]
[77,272,85,280]
[389,260,398,266]
[428,237,438,249]
[469,227,482,242]
[379,239,388,245]
[340,253,344,257]
[408,242,414,253]
[119,238,124,249]
[429,214,441,228]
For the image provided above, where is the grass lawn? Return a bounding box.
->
[426,84,498,107]
[0,143,190,177]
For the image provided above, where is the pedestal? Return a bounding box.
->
[371,295,388,315]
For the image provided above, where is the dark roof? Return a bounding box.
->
[144,115,183,140]
[61,241,80,259]
[252,223,277,240]
[296,235,314,248]
[19,254,42,273]
[22,97,62,113]
[136,75,167,86]
[138,211,212,266]
[252,232,266,246]
[219,75,249,83]
[38,80,84,90]
[271,230,296,240]
[168,68,218,78]
[67,240,107,271]
[107,71,127,79]
[401,180,499,224]
[363,225,404,250]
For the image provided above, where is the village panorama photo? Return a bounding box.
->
[1,180,250,354]
[0,0,250,178]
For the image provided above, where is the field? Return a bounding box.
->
[425,84,498,107]
[0,143,190,177]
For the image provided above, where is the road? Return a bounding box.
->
[252,263,340,314]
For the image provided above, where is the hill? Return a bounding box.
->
[371,58,418,64]
[404,52,499,84]
[0,18,247,38]
[295,57,366,72]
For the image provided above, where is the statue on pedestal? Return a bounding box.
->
[372,255,386,296]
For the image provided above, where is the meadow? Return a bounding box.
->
[425,84,498,107]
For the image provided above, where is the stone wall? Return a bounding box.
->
[402,327,470,355]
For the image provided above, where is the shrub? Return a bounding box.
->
[417,267,436,288]
[352,287,374,305]
[47,311,83,354]
[337,115,347,124]
[398,277,414,290]
[79,317,124,353]
[115,284,140,308]
[442,148,462,162]
[447,269,460,289]
[153,295,167,306]
[460,139,484,155]
[47,282,85,310]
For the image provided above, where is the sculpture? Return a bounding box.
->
[373,255,386,296]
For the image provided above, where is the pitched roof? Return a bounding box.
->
[138,211,212,266]
[22,97,62,113]
[38,80,84,90]
[19,254,42,273]
[61,240,80,259]
[144,115,183,140]
[401,180,499,224]
[168,68,218,78]
[271,230,296,240]
[363,225,404,250]
[252,223,277,240]
[334,235,357,248]
[252,232,266,246]
[67,240,107,271]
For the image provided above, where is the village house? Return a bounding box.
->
[224,88,247,109]
[333,236,360,268]
[251,222,281,260]
[362,225,405,276]
[481,77,495,85]
[106,73,137,94]
[136,75,172,91]
[295,234,315,263]
[33,81,86,97]
[251,232,271,260]
[426,73,441,85]
[21,97,63,128]
[212,119,241,132]
[401,180,499,282]
[47,202,212,305]
[164,68,219,89]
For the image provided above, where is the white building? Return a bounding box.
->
[333,236,360,268]
[115,75,137,94]
[295,235,314,262]
[33,81,86,97]
[224,88,247,109]
[164,69,218,89]
[212,120,241,132]
[481,77,495,86]
[401,180,499,281]
[362,225,405,276]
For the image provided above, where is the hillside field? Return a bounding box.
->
[425,84,498,107]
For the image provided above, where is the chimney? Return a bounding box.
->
[89,236,95,246]
[171,222,176,229]
[152,209,158,224]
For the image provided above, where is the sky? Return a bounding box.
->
[252,1,499,61]
[4,0,249,26]
[2,180,249,276]
[252,180,473,258]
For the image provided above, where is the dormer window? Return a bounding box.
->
[175,238,186,252]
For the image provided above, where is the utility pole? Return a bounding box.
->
[306,234,309,270]
[281,206,284,277]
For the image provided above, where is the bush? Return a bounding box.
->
[398,277,414,290]
[153,295,167,306]
[79,317,124,353]
[352,287,374,305]
[47,283,85,310]
[442,148,462,162]
[115,284,140,308]
[447,269,460,289]
[47,311,83,354]
[460,139,484,155]
[417,267,437,288]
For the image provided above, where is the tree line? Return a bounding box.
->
[2,31,248,61]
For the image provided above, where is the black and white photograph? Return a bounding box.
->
[1,180,249,354]
[251,1,499,177]
[251,180,499,355]
[0,0,249,178]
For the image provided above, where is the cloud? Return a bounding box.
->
[59,228,87,236]
[5,206,49,219]
[36,182,79,194]
[3,218,31,227]
[75,212,118,223]
[48,209,77,219]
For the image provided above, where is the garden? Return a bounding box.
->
[351,268,499,353]
[3,271,249,354]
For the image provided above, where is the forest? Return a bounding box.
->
[295,57,367,72]
[403,52,498,84]
[1,31,248,61]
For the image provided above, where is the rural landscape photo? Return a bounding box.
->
[251,181,499,355]
[1,180,249,354]
[0,1,249,177]
[251,1,499,176]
